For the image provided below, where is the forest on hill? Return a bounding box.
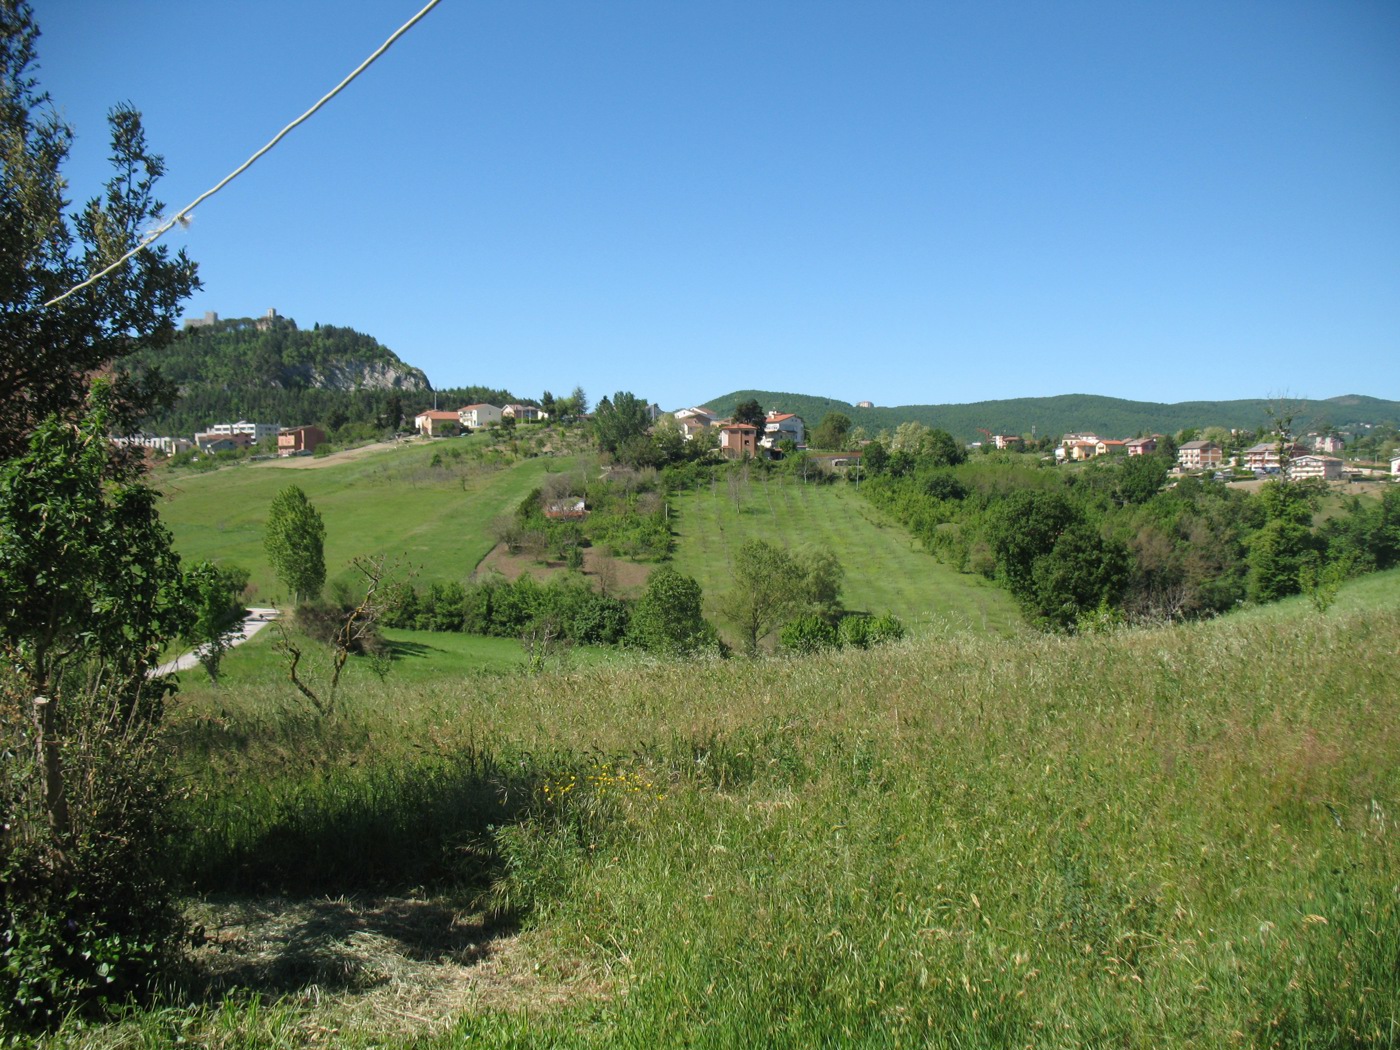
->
[118,315,509,438]
[706,389,1400,443]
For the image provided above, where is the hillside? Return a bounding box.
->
[705,389,1400,442]
[121,314,438,437]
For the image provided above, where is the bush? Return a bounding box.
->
[780,614,838,654]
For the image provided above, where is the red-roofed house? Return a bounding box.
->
[415,410,462,437]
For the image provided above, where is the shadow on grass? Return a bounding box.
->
[179,748,533,898]
[386,639,441,660]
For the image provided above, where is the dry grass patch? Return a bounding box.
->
[474,541,652,597]
[179,895,605,1039]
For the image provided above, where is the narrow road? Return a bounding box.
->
[153,607,280,677]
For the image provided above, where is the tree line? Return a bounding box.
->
[855,433,1399,630]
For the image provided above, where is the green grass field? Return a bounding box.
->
[156,438,577,603]
[53,568,1398,1048]
[670,473,1022,636]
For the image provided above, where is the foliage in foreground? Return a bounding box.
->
[0,393,189,1026]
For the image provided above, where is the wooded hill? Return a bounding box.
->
[121,315,467,437]
[705,390,1400,443]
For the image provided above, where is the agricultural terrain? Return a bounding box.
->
[668,472,1021,636]
[156,436,566,602]
[156,438,1018,641]
[48,569,1400,1048]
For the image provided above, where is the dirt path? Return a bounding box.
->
[153,607,279,677]
[258,438,418,469]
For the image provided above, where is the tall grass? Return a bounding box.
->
[50,575,1400,1047]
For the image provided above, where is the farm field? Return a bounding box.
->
[670,473,1022,636]
[56,569,1399,1048]
[155,438,579,602]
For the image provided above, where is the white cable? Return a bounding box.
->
[44,0,444,309]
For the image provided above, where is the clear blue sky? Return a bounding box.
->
[31,0,1400,410]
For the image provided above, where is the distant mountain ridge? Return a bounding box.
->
[703,390,1400,442]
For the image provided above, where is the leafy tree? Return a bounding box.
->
[0,7,199,461]
[594,391,653,456]
[264,485,327,604]
[812,411,853,450]
[922,428,967,467]
[733,398,766,428]
[1117,453,1169,504]
[982,489,1079,601]
[794,544,844,619]
[540,390,556,418]
[0,386,190,1022]
[719,540,808,655]
[0,8,200,1021]
[182,562,249,682]
[861,441,889,475]
[719,540,843,655]
[569,385,589,418]
[627,567,717,656]
[1029,523,1131,630]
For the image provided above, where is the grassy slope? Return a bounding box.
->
[669,473,1021,637]
[156,439,568,603]
[118,569,1400,1049]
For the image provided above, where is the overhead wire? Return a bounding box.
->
[43,0,444,309]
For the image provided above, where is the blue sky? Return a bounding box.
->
[31,0,1400,410]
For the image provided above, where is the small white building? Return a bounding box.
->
[760,411,806,449]
[458,403,503,428]
[502,404,544,422]
[202,420,281,443]
[1390,454,1400,478]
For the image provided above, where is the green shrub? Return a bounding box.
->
[780,613,839,654]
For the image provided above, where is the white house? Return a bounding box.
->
[1289,455,1343,481]
[502,403,544,422]
[458,403,503,428]
[760,411,805,449]
[1390,454,1400,478]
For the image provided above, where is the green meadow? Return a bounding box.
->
[54,451,1396,1048]
[155,438,573,601]
[55,569,1397,1049]
[669,473,1022,636]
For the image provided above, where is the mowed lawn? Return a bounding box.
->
[670,474,1021,636]
[156,439,572,604]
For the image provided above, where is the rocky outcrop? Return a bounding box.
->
[281,359,430,392]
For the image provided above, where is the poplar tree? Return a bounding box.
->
[264,485,327,605]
